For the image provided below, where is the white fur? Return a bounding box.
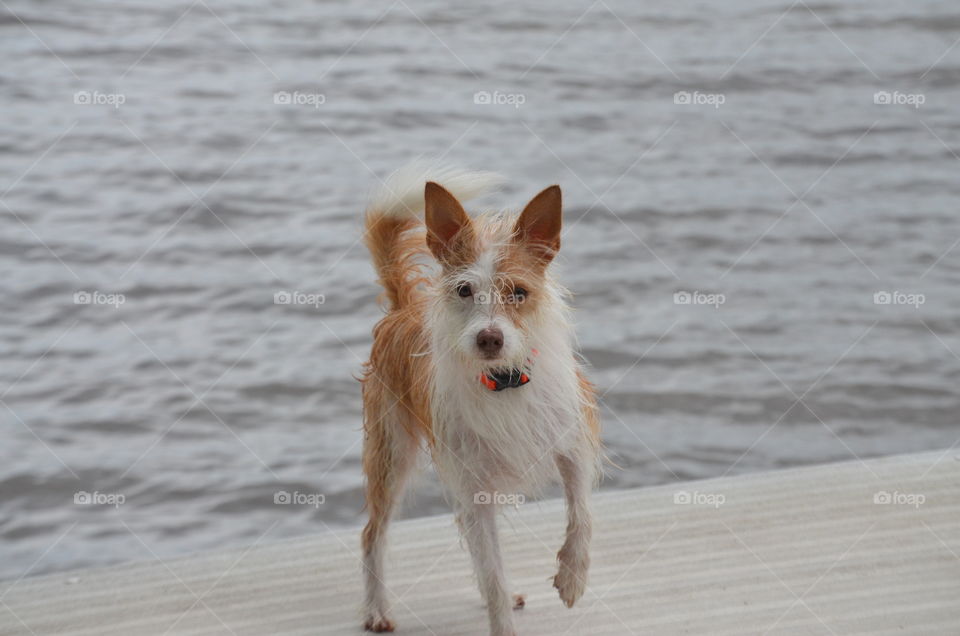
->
[446,246,527,364]
[428,273,587,498]
[362,164,598,636]
[424,224,596,636]
[370,159,504,218]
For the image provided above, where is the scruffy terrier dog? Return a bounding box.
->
[360,163,600,636]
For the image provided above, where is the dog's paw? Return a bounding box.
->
[512,593,526,610]
[363,611,396,633]
[553,555,587,608]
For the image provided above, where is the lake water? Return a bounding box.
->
[2,0,960,580]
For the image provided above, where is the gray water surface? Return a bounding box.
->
[3,0,960,580]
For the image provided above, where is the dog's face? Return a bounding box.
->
[425,182,562,370]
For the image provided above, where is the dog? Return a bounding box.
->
[360,162,601,636]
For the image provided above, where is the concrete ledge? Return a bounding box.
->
[2,451,958,635]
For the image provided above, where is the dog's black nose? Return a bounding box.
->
[476,328,504,355]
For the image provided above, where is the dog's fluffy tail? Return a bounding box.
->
[364,160,503,309]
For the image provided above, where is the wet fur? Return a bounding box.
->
[359,162,600,635]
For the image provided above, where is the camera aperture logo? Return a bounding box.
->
[674,91,725,109]
[274,290,325,308]
[874,490,924,509]
[474,491,525,506]
[273,490,325,508]
[873,91,924,109]
[873,290,924,308]
[273,90,326,109]
[674,290,725,308]
[74,90,125,109]
[74,290,125,308]
[74,490,125,508]
[673,490,725,508]
[473,90,526,109]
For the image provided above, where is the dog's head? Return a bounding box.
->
[425,181,562,371]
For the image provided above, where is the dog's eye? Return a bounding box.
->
[511,287,528,302]
[456,283,473,297]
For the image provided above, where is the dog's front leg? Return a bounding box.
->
[460,500,516,636]
[553,451,593,607]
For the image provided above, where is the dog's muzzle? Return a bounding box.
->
[479,349,538,391]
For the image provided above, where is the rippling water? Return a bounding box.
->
[2,0,960,580]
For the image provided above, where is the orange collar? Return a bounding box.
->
[479,349,538,392]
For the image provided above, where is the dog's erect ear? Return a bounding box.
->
[425,181,474,265]
[513,185,561,263]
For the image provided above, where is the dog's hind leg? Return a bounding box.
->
[361,402,418,633]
